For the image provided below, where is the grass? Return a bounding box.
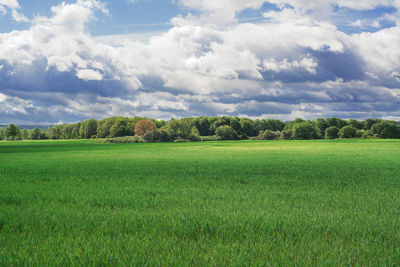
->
[1,139,400,265]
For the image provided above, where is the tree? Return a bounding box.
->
[22,129,30,140]
[347,119,363,130]
[292,122,321,140]
[166,120,191,139]
[370,121,400,139]
[326,117,347,129]
[240,119,255,137]
[339,126,357,138]
[364,119,381,130]
[215,125,238,140]
[135,119,156,136]
[31,127,42,140]
[152,129,171,142]
[0,128,5,140]
[110,118,132,138]
[80,119,98,139]
[191,117,211,136]
[191,126,200,137]
[48,125,62,139]
[6,124,20,140]
[314,118,328,136]
[325,126,339,139]
[255,119,286,132]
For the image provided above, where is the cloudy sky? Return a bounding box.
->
[0,0,399,124]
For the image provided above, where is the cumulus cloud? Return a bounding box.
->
[0,0,30,22]
[0,0,399,124]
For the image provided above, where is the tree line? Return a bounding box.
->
[1,117,400,142]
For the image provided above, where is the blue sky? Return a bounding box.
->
[2,1,396,35]
[0,0,399,124]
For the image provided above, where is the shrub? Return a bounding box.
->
[199,136,219,142]
[94,136,141,143]
[281,129,293,140]
[263,130,276,140]
[339,126,357,138]
[215,125,238,140]
[152,129,171,142]
[142,131,153,142]
[325,126,339,139]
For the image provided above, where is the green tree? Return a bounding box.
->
[191,117,211,136]
[215,125,238,140]
[326,118,347,129]
[325,126,339,139]
[6,124,20,140]
[339,126,357,138]
[166,120,191,139]
[370,121,400,139]
[314,118,328,136]
[80,119,98,139]
[363,119,381,130]
[255,119,286,132]
[347,119,363,130]
[191,126,200,137]
[0,128,5,140]
[292,122,321,140]
[240,119,255,137]
[22,129,30,140]
[110,118,131,138]
[31,127,42,140]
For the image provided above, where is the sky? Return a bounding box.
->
[0,0,399,124]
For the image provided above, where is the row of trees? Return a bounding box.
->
[1,117,400,141]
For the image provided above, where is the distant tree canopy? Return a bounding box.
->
[215,125,238,140]
[325,126,339,139]
[6,124,20,140]
[2,117,400,142]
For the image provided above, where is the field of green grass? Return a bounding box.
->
[1,140,400,265]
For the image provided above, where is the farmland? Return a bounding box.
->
[1,140,400,265]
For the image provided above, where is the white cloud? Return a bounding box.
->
[0,93,33,115]
[262,56,318,74]
[1,0,400,123]
[0,0,30,23]
[11,9,28,22]
[76,69,103,81]
[0,0,20,9]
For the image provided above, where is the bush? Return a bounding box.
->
[325,126,339,139]
[281,129,293,140]
[362,130,374,139]
[152,129,171,142]
[263,130,281,140]
[94,136,141,143]
[339,126,357,138]
[199,136,219,142]
[215,125,238,140]
[142,132,153,142]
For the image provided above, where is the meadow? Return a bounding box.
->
[0,139,400,265]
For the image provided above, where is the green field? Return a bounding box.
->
[1,140,400,265]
